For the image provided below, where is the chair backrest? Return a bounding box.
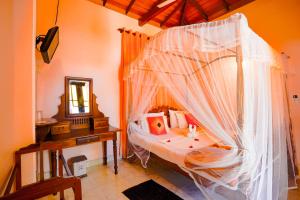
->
[1,142,81,200]
[15,142,63,189]
[1,177,82,200]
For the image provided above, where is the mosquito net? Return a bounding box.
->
[125,13,294,200]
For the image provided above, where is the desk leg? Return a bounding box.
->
[40,151,44,181]
[50,151,57,178]
[102,141,107,165]
[50,151,58,196]
[113,139,118,174]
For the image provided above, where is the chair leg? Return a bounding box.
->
[74,180,82,200]
[60,190,64,200]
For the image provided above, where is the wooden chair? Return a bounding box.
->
[1,177,81,200]
[1,142,81,200]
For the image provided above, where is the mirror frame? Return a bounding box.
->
[65,76,93,118]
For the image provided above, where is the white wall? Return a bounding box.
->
[284,41,300,169]
[36,0,160,166]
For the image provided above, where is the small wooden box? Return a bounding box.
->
[51,121,71,135]
[90,117,109,131]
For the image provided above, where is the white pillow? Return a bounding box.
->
[175,111,188,128]
[140,112,169,133]
[163,116,170,133]
[169,109,178,128]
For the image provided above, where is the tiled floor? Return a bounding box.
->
[42,160,299,200]
[289,180,300,200]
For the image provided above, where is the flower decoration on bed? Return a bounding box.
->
[188,124,197,138]
[147,116,167,135]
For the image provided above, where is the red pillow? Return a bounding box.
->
[147,116,167,135]
[185,113,200,126]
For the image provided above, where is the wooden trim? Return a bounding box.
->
[188,0,208,21]
[138,0,177,26]
[103,0,108,6]
[205,0,255,22]
[125,0,136,14]
[180,0,188,26]
[89,0,254,28]
[221,0,230,11]
[160,1,182,27]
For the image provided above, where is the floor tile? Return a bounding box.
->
[40,159,299,200]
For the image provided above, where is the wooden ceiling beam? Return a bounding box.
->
[103,0,108,6]
[189,0,254,24]
[139,0,177,26]
[189,0,208,21]
[125,0,136,14]
[221,0,230,11]
[180,0,188,25]
[160,1,183,27]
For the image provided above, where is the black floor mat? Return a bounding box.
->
[122,179,183,200]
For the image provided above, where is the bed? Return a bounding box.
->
[128,106,234,183]
[130,126,219,166]
[122,13,293,200]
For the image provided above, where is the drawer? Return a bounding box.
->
[94,120,108,128]
[76,135,100,145]
[94,126,109,132]
[62,139,76,148]
[51,121,71,135]
[91,117,109,130]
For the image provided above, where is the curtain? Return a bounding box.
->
[125,13,295,200]
[119,29,149,158]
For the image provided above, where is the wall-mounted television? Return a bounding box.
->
[39,26,59,64]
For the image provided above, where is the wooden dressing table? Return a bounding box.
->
[46,126,121,174]
[36,77,121,175]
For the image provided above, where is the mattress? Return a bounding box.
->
[130,127,220,166]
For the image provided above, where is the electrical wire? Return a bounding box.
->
[55,0,60,25]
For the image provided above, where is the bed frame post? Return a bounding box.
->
[236,47,244,131]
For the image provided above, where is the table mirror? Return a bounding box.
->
[65,76,93,117]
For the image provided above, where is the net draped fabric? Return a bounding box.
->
[124,13,295,200]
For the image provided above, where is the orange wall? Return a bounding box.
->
[0,0,14,191]
[0,0,36,191]
[36,0,160,167]
[217,0,300,168]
